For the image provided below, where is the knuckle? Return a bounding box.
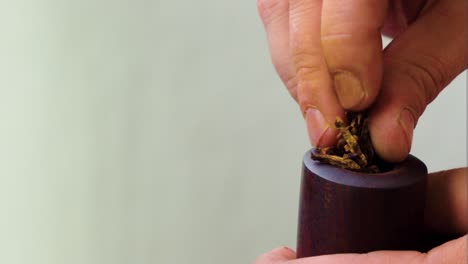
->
[284,75,297,91]
[388,54,450,113]
[284,75,298,101]
[406,56,447,103]
[272,63,298,101]
[296,64,323,81]
[321,29,380,44]
[291,51,324,79]
[321,32,354,42]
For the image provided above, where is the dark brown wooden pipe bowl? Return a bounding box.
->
[296,149,428,258]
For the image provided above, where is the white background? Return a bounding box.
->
[0,1,466,264]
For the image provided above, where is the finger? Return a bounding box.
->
[253,247,296,264]
[292,236,467,264]
[369,0,467,161]
[321,0,388,110]
[257,0,298,99]
[295,251,424,264]
[425,235,467,264]
[382,0,428,37]
[289,0,345,147]
[425,168,467,236]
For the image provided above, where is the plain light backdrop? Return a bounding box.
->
[0,1,466,264]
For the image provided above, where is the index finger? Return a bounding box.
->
[289,0,345,147]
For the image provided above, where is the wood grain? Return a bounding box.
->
[296,150,427,258]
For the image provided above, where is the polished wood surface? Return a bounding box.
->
[296,150,428,258]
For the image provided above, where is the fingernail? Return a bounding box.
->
[305,108,329,147]
[333,72,365,109]
[398,108,415,152]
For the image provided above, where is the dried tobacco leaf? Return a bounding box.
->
[311,111,388,173]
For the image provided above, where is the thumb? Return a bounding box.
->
[369,0,467,162]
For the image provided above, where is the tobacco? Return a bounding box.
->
[311,112,389,173]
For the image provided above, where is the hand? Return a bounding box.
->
[253,168,467,264]
[257,0,467,162]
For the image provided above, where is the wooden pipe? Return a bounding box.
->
[296,149,428,258]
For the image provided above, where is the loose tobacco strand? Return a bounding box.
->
[311,112,384,173]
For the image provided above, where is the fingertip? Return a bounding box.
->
[271,246,296,260]
[332,71,367,110]
[305,108,339,148]
[254,247,296,264]
[331,66,382,112]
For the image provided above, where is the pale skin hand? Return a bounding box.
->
[256,1,467,261]
[257,0,467,162]
[253,168,468,264]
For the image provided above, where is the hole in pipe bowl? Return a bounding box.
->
[296,149,428,258]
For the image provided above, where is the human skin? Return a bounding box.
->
[256,0,467,262]
[253,168,467,264]
[257,0,467,162]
